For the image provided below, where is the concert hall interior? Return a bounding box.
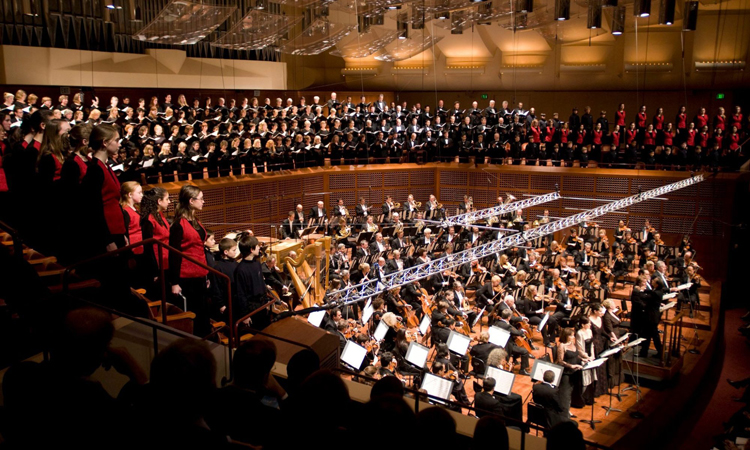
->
[0,0,750,449]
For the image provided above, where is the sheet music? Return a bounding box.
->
[612,333,631,346]
[361,304,374,324]
[110,164,124,172]
[341,341,367,370]
[419,314,431,336]
[421,373,453,402]
[307,310,326,327]
[598,347,622,359]
[538,312,550,331]
[626,338,646,348]
[373,320,389,341]
[675,282,693,291]
[582,358,607,370]
[488,326,511,347]
[530,360,564,387]
[405,341,429,368]
[446,331,471,355]
[485,366,516,396]
[662,292,677,300]
[142,159,154,168]
[660,301,677,312]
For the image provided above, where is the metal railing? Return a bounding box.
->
[61,237,235,349]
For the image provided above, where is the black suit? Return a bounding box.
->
[496,319,530,371]
[474,391,504,418]
[474,282,498,309]
[532,383,570,428]
[308,207,327,222]
[639,285,665,357]
[280,218,301,239]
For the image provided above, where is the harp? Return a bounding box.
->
[284,236,332,309]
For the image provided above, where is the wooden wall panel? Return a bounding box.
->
[153,163,741,280]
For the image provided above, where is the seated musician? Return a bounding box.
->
[458,195,471,214]
[449,282,477,329]
[261,255,289,296]
[385,250,405,274]
[372,257,387,282]
[426,194,442,220]
[391,228,408,250]
[354,240,371,259]
[491,295,524,327]
[364,215,379,233]
[332,198,348,218]
[564,228,583,256]
[415,248,430,265]
[468,226,483,246]
[504,270,527,291]
[475,275,503,309]
[308,201,327,226]
[322,308,342,334]
[469,332,501,372]
[443,226,459,247]
[377,352,397,378]
[431,268,454,293]
[475,376,523,423]
[355,333,376,372]
[671,250,699,276]
[611,246,629,284]
[496,254,517,281]
[551,280,575,324]
[294,204,305,224]
[431,301,454,344]
[351,262,371,284]
[399,280,424,319]
[677,265,702,317]
[331,243,350,277]
[405,194,418,221]
[382,195,396,222]
[430,361,468,411]
[545,240,562,266]
[579,242,598,272]
[280,211,301,239]
[434,344,470,401]
[558,258,578,284]
[520,285,557,347]
[581,270,608,301]
[495,309,532,376]
[532,370,573,428]
[370,232,387,254]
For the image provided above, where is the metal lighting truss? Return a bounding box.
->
[327,175,704,307]
[442,191,562,227]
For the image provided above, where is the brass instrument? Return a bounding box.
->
[415,220,425,234]
[414,201,423,209]
[393,202,401,209]
[504,193,516,205]
[335,225,351,240]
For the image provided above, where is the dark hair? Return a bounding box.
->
[68,122,93,156]
[140,187,168,228]
[238,234,259,258]
[482,377,496,392]
[219,238,237,256]
[173,185,201,226]
[474,416,509,450]
[543,369,555,383]
[560,327,575,344]
[233,339,276,389]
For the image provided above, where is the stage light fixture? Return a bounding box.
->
[521,0,533,13]
[634,0,650,17]
[611,5,625,34]
[659,0,675,24]
[682,0,698,31]
[587,0,602,28]
[555,0,570,20]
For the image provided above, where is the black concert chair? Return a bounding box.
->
[470,357,486,378]
[526,402,550,436]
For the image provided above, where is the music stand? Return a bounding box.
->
[446,330,471,356]
[599,346,624,415]
[485,366,516,396]
[580,358,608,429]
[405,341,430,369]
[341,341,368,372]
[487,326,511,348]
[622,337,646,419]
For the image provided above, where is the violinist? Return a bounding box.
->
[564,228,583,256]
[653,232,665,247]
[671,250,699,276]
[596,229,610,254]
[496,254,517,280]
[519,285,557,347]
[546,240,562,265]
[431,301,454,344]
[640,219,655,245]
[354,333,376,372]
[393,329,421,376]
[335,320,349,354]
[678,265,702,318]
[475,275,504,309]
[435,344,470,402]
[504,270,528,291]
[496,309,532,376]
[611,246,629,285]
[377,352,397,378]
[582,270,608,301]
[430,361,468,411]
[614,219,630,244]
[578,242,598,272]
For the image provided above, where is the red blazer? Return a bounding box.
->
[698,132,709,147]
[97,159,126,236]
[611,131,621,147]
[729,133,740,150]
[560,129,570,143]
[714,115,726,131]
[686,129,696,146]
[626,129,637,145]
[592,130,603,145]
[732,114,743,130]
[123,206,143,254]
[637,112,647,128]
[653,115,664,130]
[175,217,208,279]
[544,126,555,143]
[695,114,708,129]
[615,110,626,127]
[676,113,687,129]
[576,130,586,144]
[74,154,88,182]
[643,131,656,146]
[530,126,541,144]
[662,130,674,147]
[148,212,170,269]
